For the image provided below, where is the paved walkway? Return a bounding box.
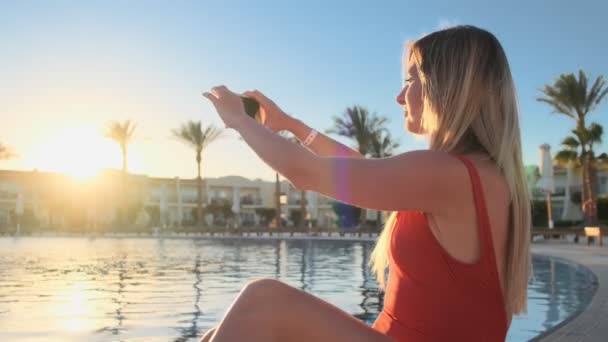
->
[531,238,608,342]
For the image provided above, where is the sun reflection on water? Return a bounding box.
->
[58,282,95,332]
[0,237,597,341]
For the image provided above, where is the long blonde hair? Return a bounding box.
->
[369,25,531,317]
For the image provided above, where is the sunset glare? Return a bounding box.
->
[29,124,124,179]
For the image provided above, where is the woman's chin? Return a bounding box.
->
[405,120,424,135]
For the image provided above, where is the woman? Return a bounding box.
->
[201,25,530,342]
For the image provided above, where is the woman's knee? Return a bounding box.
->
[200,325,218,342]
[237,278,285,311]
[243,278,284,297]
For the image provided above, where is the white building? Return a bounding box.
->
[0,169,387,230]
[531,164,608,222]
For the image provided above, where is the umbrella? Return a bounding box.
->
[561,160,579,221]
[15,191,24,235]
[159,185,168,227]
[306,192,316,220]
[537,144,555,228]
[231,188,240,214]
[15,192,24,215]
[231,188,240,227]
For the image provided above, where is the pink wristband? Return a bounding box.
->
[303,129,318,146]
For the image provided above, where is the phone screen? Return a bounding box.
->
[241,96,260,119]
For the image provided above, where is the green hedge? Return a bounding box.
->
[531,200,582,228]
[598,197,608,221]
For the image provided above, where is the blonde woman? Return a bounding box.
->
[201,25,530,342]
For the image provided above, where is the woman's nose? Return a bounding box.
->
[396,88,406,105]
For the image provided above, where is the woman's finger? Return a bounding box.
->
[243,91,260,102]
[212,85,231,98]
[210,88,219,98]
[202,92,218,106]
[210,85,228,97]
[243,90,268,104]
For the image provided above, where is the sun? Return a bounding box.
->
[31,124,118,178]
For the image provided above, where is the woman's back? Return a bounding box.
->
[372,153,511,341]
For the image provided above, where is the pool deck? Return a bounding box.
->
[531,238,608,342]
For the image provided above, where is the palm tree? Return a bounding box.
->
[537,70,608,224]
[172,121,224,228]
[283,132,309,229]
[0,142,16,160]
[325,105,389,157]
[270,131,296,230]
[104,120,137,227]
[369,130,400,226]
[275,171,282,229]
[554,124,608,208]
[104,120,137,174]
[325,105,391,227]
[585,124,608,195]
[369,130,400,159]
[554,123,608,224]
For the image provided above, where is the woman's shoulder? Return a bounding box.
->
[403,149,508,212]
[394,149,465,166]
[380,150,487,214]
[396,149,484,177]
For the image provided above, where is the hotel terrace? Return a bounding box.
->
[530,165,608,222]
[1,163,607,232]
[0,168,385,232]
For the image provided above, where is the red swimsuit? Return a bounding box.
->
[372,154,509,341]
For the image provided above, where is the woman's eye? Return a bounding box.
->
[402,78,413,87]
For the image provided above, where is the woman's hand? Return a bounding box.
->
[203,85,250,130]
[242,90,294,133]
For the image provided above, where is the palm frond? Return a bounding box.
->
[537,70,608,122]
[105,119,137,146]
[588,123,603,145]
[554,150,579,164]
[587,74,608,114]
[326,105,391,156]
[0,143,16,160]
[370,130,400,158]
[560,135,580,150]
[172,121,224,152]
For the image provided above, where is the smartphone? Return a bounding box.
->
[240,96,260,120]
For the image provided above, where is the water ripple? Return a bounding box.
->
[0,237,596,341]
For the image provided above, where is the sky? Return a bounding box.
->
[1,0,606,182]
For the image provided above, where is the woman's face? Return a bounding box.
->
[396,56,425,134]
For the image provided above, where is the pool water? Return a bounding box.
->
[0,237,597,341]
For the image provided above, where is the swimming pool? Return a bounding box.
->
[0,237,597,341]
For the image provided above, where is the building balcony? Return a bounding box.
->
[288,199,308,206]
[240,197,262,205]
[210,198,231,206]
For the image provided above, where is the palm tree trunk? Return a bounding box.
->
[121,144,127,228]
[583,155,598,224]
[358,149,367,228]
[275,173,281,230]
[581,163,587,213]
[300,189,307,228]
[197,154,203,230]
[359,204,367,228]
[121,145,127,174]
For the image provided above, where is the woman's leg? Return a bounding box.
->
[199,326,217,342]
[207,278,391,342]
